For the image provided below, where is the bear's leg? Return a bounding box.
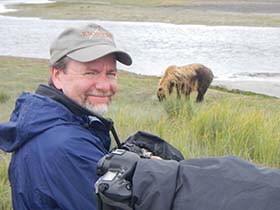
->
[176,83,181,99]
[168,81,175,95]
[196,92,204,102]
[196,83,209,102]
[184,88,191,101]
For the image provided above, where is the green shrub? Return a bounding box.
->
[0,92,9,104]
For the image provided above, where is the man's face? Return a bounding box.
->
[54,54,117,115]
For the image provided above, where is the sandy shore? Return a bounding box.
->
[212,80,280,98]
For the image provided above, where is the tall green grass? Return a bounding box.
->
[0,56,280,208]
[109,97,280,167]
[0,92,9,104]
[0,154,12,210]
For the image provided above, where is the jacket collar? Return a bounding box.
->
[35,84,114,130]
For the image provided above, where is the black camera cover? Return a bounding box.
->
[121,131,184,161]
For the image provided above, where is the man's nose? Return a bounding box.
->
[95,75,114,91]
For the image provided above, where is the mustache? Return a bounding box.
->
[87,90,114,97]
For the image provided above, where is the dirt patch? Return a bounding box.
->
[176,3,280,14]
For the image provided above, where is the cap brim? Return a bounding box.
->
[67,45,132,66]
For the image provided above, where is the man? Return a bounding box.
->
[0,23,132,210]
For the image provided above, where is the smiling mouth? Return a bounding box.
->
[87,95,111,103]
[88,95,111,99]
[88,92,113,97]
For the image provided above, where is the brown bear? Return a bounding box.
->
[157,64,214,102]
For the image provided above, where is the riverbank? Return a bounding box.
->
[0,0,279,98]
[212,79,280,99]
[2,0,280,27]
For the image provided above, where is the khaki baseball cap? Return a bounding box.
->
[49,23,132,66]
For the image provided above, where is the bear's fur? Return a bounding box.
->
[157,64,214,102]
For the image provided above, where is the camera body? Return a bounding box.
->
[94,132,184,210]
[95,149,141,210]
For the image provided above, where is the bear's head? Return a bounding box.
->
[157,86,166,101]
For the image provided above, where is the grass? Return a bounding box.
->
[109,78,280,168]
[0,153,12,210]
[0,56,49,122]
[0,92,9,104]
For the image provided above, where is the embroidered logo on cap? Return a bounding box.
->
[81,25,113,40]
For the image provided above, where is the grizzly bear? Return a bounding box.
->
[157,64,214,102]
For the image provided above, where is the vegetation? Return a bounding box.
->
[0,92,9,104]
[111,71,280,168]
[0,153,11,210]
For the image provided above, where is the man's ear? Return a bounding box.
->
[50,67,63,90]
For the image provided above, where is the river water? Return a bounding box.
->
[0,1,279,98]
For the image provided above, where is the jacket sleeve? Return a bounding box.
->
[38,126,109,210]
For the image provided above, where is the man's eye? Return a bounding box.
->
[108,72,116,76]
[83,72,98,76]
[107,72,117,79]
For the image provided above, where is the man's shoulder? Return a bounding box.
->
[30,124,107,162]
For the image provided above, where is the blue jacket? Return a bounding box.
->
[0,85,112,210]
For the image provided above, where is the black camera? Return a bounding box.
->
[94,131,184,210]
[95,149,140,210]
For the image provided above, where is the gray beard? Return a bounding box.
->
[85,101,108,116]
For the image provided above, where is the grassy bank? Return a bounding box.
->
[1,56,280,208]
[3,0,280,26]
